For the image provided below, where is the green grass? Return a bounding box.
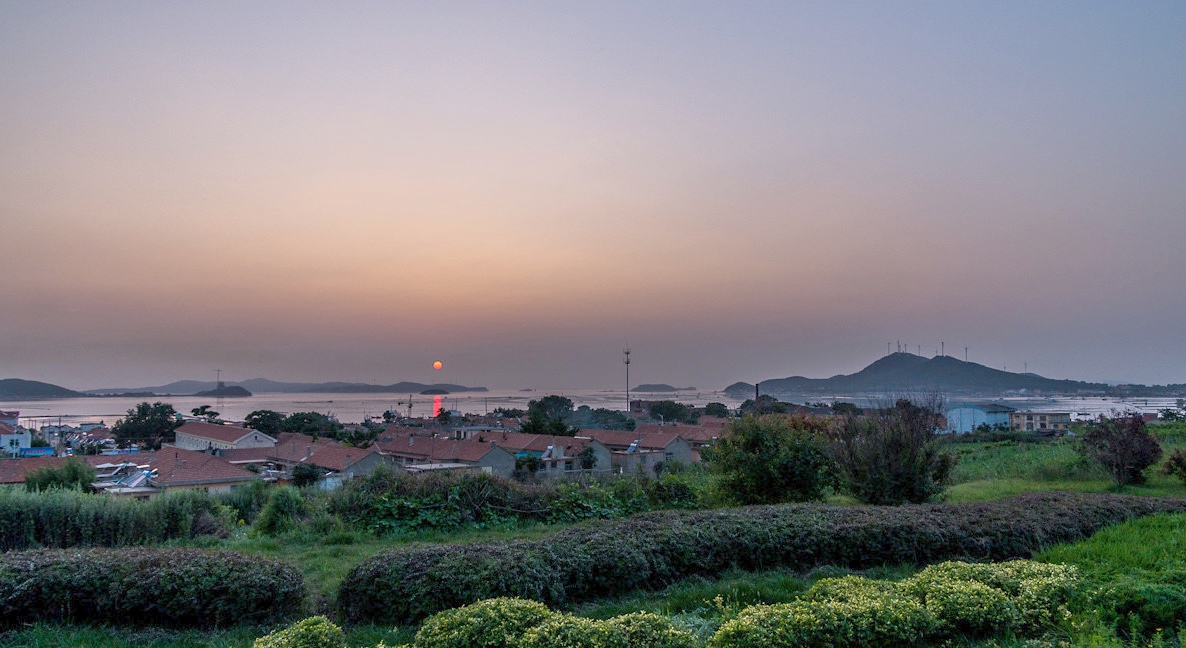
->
[947,438,1107,483]
[1039,512,1186,578]
[941,433,1186,502]
[1037,512,1186,644]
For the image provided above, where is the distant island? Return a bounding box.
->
[85,378,488,396]
[725,352,1186,399]
[0,378,83,400]
[193,385,253,398]
[0,377,488,401]
[633,384,696,393]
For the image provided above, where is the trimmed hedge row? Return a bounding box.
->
[338,492,1186,624]
[0,548,304,627]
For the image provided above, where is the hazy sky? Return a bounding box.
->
[3,2,1185,391]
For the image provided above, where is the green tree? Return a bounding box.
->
[190,404,220,423]
[570,406,633,430]
[739,395,789,416]
[245,410,285,437]
[112,401,181,449]
[648,400,695,424]
[829,398,956,505]
[291,463,324,488]
[1080,414,1162,487]
[514,455,543,481]
[282,412,343,438]
[704,415,837,504]
[578,445,597,470]
[24,458,97,492]
[527,395,574,421]
[519,395,579,436]
[831,401,862,416]
[704,402,730,418]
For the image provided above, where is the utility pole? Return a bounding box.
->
[623,348,632,413]
[965,347,969,363]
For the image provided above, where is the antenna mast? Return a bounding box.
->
[623,348,632,412]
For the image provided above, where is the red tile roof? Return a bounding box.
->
[219,447,274,463]
[633,423,722,443]
[149,447,259,487]
[176,422,273,445]
[579,428,686,451]
[0,456,68,484]
[269,433,380,471]
[480,431,596,457]
[375,432,505,464]
[630,420,721,441]
[275,432,344,448]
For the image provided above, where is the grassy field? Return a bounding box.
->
[941,423,1186,502]
[4,422,1186,647]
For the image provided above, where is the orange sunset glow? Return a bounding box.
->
[2,3,1184,391]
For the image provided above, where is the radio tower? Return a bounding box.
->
[623,348,632,413]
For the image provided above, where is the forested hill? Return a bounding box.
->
[725,353,1119,397]
[0,378,84,400]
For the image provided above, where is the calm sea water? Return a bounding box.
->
[5,390,1178,428]
[5,389,740,427]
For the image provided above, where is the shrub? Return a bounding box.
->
[988,560,1080,630]
[645,475,699,509]
[1080,414,1162,487]
[339,492,1177,625]
[0,487,234,551]
[917,578,1018,637]
[602,611,698,648]
[707,594,934,647]
[1093,577,1186,639]
[704,415,837,504]
[252,485,307,536]
[412,597,554,648]
[518,614,610,648]
[23,458,97,492]
[254,616,344,648]
[800,574,899,603]
[216,479,274,524]
[340,543,565,626]
[901,560,1079,635]
[0,548,304,628]
[1161,448,1186,486]
[829,397,956,504]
